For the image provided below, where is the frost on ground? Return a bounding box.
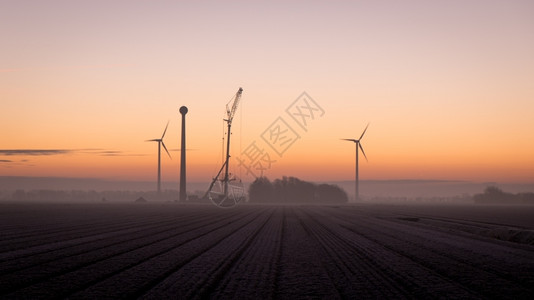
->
[0,202,533,299]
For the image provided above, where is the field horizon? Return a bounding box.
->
[1,202,533,298]
[2,176,534,199]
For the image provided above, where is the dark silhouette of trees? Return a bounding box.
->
[272,176,315,203]
[517,192,534,204]
[473,186,534,204]
[316,183,348,203]
[248,176,274,203]
[249,176,348,203]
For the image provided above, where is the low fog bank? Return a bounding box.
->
[0,176,208,192]
[1,189,184,203]
[325,180,534,203]
[0,177,211,203]
[1,176,534,204]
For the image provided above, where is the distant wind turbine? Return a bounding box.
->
[146,121,172,194]
[341,123,369,202]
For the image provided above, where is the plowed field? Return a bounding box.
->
[1,203,533,299]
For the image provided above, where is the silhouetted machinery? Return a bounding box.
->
[204,87,246,207]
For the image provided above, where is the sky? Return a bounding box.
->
[1,0,534,185]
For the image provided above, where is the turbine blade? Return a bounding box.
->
[161,141,172,159]
[359,123,370,140]
[341,138,357,142]
[359,143,368,162]
[161,121,169,139]
[146,139,159,142]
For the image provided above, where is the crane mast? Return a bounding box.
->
[223,87,243,196]
[204,87,243,204]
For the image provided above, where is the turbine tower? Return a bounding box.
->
[146,121,172,195]
[341,123,369,202]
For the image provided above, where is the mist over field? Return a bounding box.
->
[2,176,534,204]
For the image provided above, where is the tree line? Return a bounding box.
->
[473,186,534,204]
[248,176,348,203]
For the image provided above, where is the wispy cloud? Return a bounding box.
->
[79,149,146,157]
[0,149,145,157]
[94,150,141,157]
[0,159,34,168]
[0,149,72,156]
[95,150,123,156]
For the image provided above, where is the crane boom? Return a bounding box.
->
[225,87,243,125]
[205,87,244,206]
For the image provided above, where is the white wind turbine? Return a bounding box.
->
[146,121,172,194]
[341,123,369,202]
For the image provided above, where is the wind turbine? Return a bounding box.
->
[341,123,369,202]
[146,121,172,194]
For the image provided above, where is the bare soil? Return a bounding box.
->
[0,202,533,299]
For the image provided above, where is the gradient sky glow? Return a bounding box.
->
[2,0,534,184]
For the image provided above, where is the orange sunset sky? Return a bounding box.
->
[1,0,534,184]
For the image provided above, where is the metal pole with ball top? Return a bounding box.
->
[179,106,188,202]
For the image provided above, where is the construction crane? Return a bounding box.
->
[204,87,245,207]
